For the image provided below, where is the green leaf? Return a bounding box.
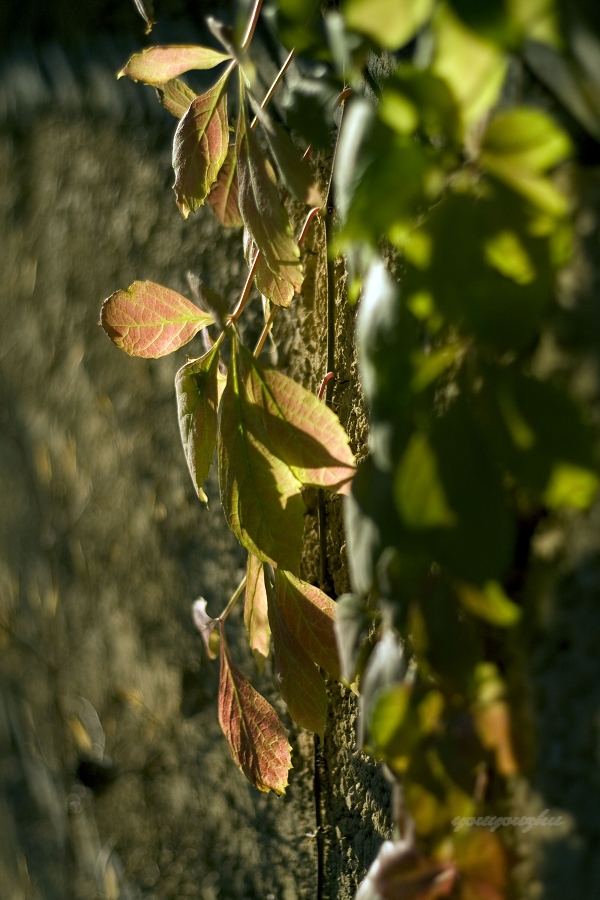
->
[273,570,341,681]
[432,4,508,130]
[343,0,434,50]
[119,45,231,85]
[173,76,230,219]
[100,280,213,358]
[380,66,462,144]
[237,116,303,293]
[218,626,292,793]
[544,463,599,510]
[455,581,522,626]
[156,78,197,118]
[395,433,457,529]
[334,593,372,683]
[243,229,294,308]
[245,554,271,673]
[175,341,221,503]
[207,144,243,228]
[218,338,305,572]
[264,567,328,736]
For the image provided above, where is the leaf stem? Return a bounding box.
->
[250,49,295,129]
[254,304,278,357]
[241,0,264,51]
[228,251,263,323]
[219,575,247,622]
[298,206,321,243]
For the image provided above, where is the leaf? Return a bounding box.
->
[455,581,521,627]
[344,0,434,50]
[173,77,230,218]
[192,597,220,659]
[274,570,341,680]
[243,229,294,308]
[207,144,243,227]
[249,98,322,206]
[235,342,356,494]
[395,433,457,529]
[544,463,599,510]
[356,839,456,900]
[218,339,305,571]
[218,626,292,793]
[175,341,221,503]
[245,554,271,673]
[264,567,328,736]
[100,280,213,358]
[453,830,507,900]
[156,78,197,118]
[335,593,372,683]
[237,117,303,292]
[358,630,407,747]
[119,45,231,85]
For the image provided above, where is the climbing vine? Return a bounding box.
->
[100,0,600,896]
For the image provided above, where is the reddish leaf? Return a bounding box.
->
[207,144,243,227]
[173,77,230,219]
[236,342,355,494]
[265,567,328,737]
[244,229,294,308]
[237,117,303,293]
[156,78,197,118]
[119,45,231,85]
[218,625,292,793]
[245,555,271,672]
[218,338,305,571]
[356,840,456,900]
[175,341,221,503]
[192,597,219,659]
[273,570,341,681]
[100,280,213,358]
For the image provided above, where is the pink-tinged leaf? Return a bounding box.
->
[236,342,355,494]
[218,626,292,793]
[207,144,243,227]
[250,98,322,207]
[245,555,271,673]
[218,338,305,571]
[192,598,220,659]
[100,281,213,358]
[264,566,328,737]
[356,840,456,900]
[175,341,221,503]
[274,570,341,681]
[237,117,303,293]
[119,45,231,85]
[156,78,197,118]
[244,229,294,308]
[173,77,230,218]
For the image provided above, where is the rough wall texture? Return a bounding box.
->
[0,41,390,900]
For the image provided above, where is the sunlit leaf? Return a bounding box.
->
[175,341,221,503]
[192,597,219,659]
[432,5,508,130]
[218,339,305,571]
[344,0,434,50]
[173,77,230,218]
[455,581,521,626]
[218,626,292,793]
[395,433,457,529]
[544,463,599,509]
[264,567,328,736]
[119,45,231,85]
[273,570,341,680]
[237,117,303,292]
[156,78,197,118]
[356,839,456,900]
[245,554,271,672]
[244,229,294,307]
[207,144,243,227]
[358,630,407,747]
[100,280,213,358]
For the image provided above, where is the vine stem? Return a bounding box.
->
[228,252,262,324]
[218,575,247,623]
[241,0,264,51]
[250,49,295,130]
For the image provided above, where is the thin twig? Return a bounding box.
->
[254,305,278,357]
[219,575,247,622]
[241,0,264,51]
[228,252,262,323]
[250,49,295,130]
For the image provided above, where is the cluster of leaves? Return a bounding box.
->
[100,7,355,794]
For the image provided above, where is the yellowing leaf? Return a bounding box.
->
[173,77,230,219]
[119,45,231,85]
[100,280,213,358]
[156,78,197,118]
[207,144,243,228]
[237,118,303,293]
[344,0,434,50]
[218,627,292,793]
[245,555,271,673]
[274,570,341,681]
[175,341,221,503]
